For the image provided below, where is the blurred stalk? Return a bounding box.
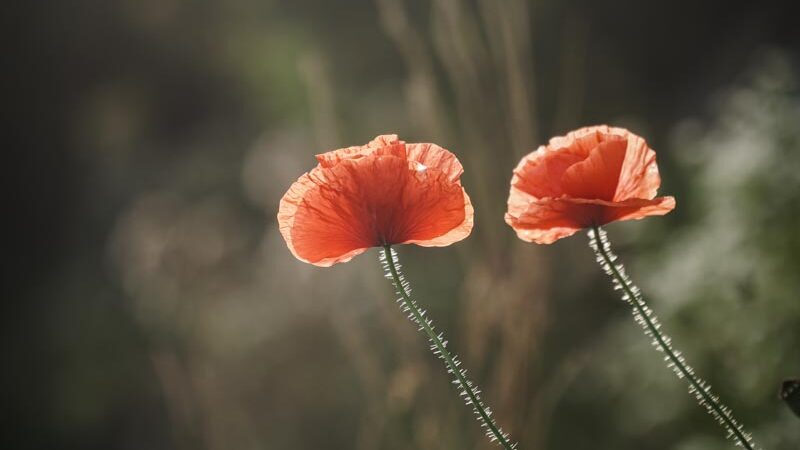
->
[376,2,557,449]
[150,350,205,450]
[329,305,389,450]
[478,0,537,153]
[375,0,450,141]
[299,48,405,450]
[553,11,589,133]
[298,51,340,149]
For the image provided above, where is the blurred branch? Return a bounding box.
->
[329,305,389,450]
[375,0,450,140]
[150,350,206,450]
[298,51,340,149]
[460,246,550,450]
[553,11,589,133]
[478,0,538,153]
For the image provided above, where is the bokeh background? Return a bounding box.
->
[7,0,800,449]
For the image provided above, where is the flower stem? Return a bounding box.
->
[588,225,758,450]
[380,245,516,450]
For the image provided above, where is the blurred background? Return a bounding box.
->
[6,0,800,449]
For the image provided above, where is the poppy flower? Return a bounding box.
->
[505,125,675,244]
[278,134,473,266]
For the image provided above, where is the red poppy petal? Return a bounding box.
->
[315,134,405,168]
[403,189,473,247]
[560,137,627,201]
[511,125,632,200]
[278,167,375,266]
[504,197,592,244]
[504,196,676,244]
[614,133,662,201]
[552,126,613,154]
[600,196,676,223]
[368,134,402,147]
[279,154,471,265]
[387,159,471,246]
[510,146,586,199]
[405,142,464,182]
[506,126,674,244]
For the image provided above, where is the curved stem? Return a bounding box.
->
[588,225,758,450]
[380,245,516,450]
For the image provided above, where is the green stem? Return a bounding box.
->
[380,245,516,450]
[589,224,757,450]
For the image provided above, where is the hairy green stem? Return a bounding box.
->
[380,245,516,450]
[589,224,757,449]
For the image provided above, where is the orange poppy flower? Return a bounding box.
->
[505,125,675,244]
[278,135,474,266]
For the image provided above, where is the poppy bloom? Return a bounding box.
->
[505,125,675,244]
[278,134,473,266]
[279,135,514,448]
[504,127,758,448]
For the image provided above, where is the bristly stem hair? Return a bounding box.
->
[379,245,517,450]
[588,225,759,450]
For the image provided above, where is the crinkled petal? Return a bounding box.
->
[315,134,404,168]
[510,125,626,199]
[506,125,674,244]
[405,142,464,182]
[509,143,586,199]
[380,158,471,246]
[505,197,599,244]
[504,196,676,244]
[278,154,471,266]
[600,196,675,223]
[560,125,663,201]
[404,189,473,247]
[614,132,662,201]
[550,125,620,155]
[560,137,627,201]
[278,167,374,266]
